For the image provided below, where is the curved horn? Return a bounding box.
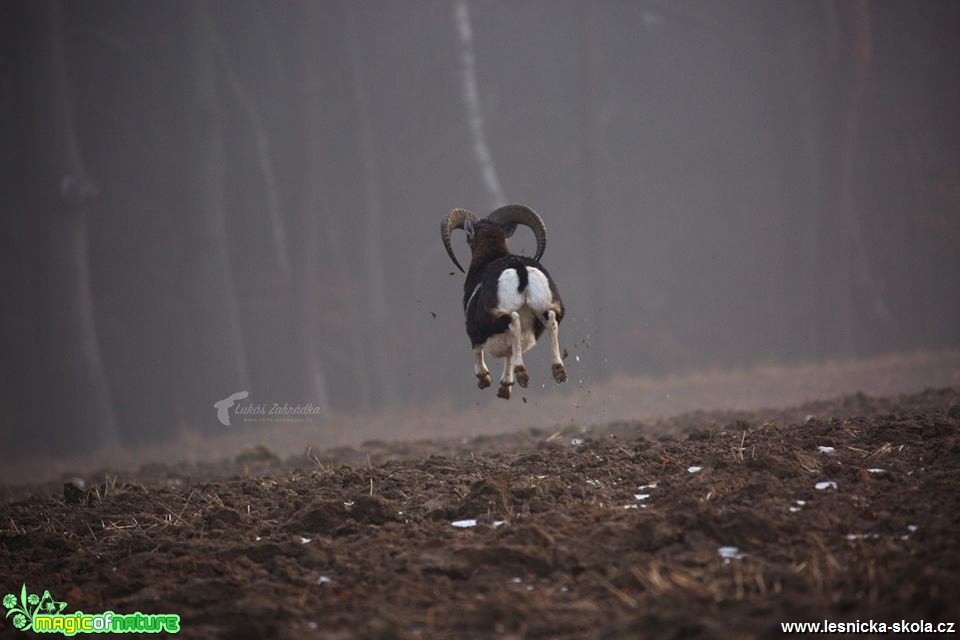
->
[441,208,478,273]
[486,204,547,261]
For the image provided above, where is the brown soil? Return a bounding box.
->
[2,387,960,639]
[5,349,958,489]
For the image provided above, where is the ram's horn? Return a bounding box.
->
[441,208,478,273]
[485,204,547,261]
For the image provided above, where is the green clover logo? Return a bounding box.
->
[37,590,67,615]
[3,584,67,632]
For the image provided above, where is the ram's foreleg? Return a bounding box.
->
[547,310,567,383]
[474,346,491,389]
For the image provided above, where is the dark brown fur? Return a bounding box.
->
[467,222,509,272]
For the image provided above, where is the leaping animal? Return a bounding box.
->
[441,204,567,399]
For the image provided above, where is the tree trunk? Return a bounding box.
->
[578,0,607,378]
[815,0,882,357]
[453,0,506,210]
[291,3,342,415]
[343,2,399,408]
[763,2,822,361]
[182,1,249,431]
[22,0,117,453]
[212,26,291,286]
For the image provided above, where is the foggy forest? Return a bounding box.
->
[3,0,958,456]
[2,1,960,638]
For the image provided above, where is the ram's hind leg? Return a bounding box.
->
[497,354,513,399]
[547,310,567,383]
[510,312,529,388]
[474,346,491,389]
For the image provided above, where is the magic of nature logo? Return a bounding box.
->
[3,584,180,635]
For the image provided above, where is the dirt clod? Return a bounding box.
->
[456,478,511,518]
[206,507,243,529]
[296,499,348,533]
[351,495,399,525]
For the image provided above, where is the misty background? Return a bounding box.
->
[1,0,959,458]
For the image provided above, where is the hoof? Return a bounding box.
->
[552,363,567,384]
[476,371,492,389]
[515,365,529,388]
[497,382,512,399]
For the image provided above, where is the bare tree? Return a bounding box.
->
[23,0,117,451]
[292,2,352,415]
[212,26,291,285]
[577,0,607,376]
[291,155,332,416]
[815,0,886,356]
[213,8,332,415]
[342,2,400,408]
[454,0,506,210]
[762,2,822,360]
[182,0,249,430]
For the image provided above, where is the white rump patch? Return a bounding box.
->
[524,267,553,312]
[496,267,555,314]
[487,265,556,358]
[496,269,523,311]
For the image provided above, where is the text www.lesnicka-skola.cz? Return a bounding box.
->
[781,620,955,634]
